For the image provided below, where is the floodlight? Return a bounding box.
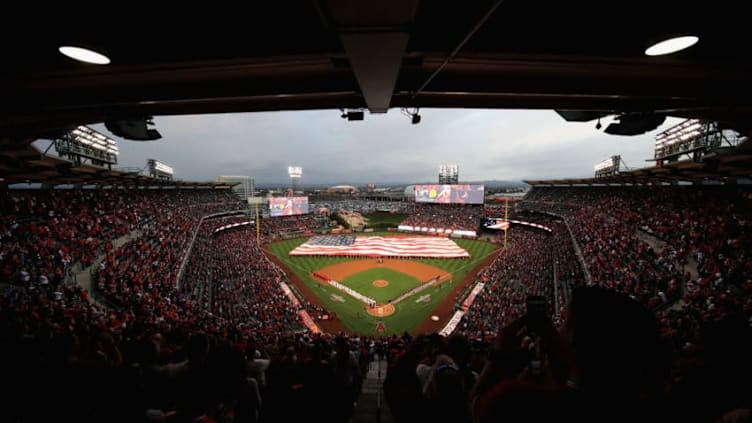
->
[147,159,174,180]
[54,125,119,166]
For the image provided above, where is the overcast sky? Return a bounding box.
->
[79,109,680,185]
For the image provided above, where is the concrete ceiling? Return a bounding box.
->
[1,0,750,138]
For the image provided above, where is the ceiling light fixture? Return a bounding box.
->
[58,46,111,65]
[645,35,699,56]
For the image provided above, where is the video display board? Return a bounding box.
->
[269,196,309,216]
[414,184,484,204]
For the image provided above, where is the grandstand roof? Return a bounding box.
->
[0,143,235,187]
[1,1,751,139]
[526,139,752,185]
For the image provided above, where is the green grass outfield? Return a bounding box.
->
[266,233,497,335]
[363,213,408,229]
[342,267,421,303]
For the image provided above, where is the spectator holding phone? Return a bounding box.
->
[471,286,669,422]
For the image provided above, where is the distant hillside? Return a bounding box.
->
[255,179,529,190]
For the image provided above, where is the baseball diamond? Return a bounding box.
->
[265,234,499,335]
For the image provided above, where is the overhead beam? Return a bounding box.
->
[1,50,751,137]
[324,0,418,113]
[339,33,409,113]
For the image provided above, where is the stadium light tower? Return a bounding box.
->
[147,159,174,180]
[288,166,302,193]
[439,164,459,184]
[652,119,743,167]
[594,156,621,178]
[54,125,119,169]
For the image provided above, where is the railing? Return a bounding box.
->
[562,216,593,286]
[175,210,249,290]
[517,206,592,286]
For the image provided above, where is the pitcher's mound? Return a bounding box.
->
[366,304,395,317]
[372,279,389,288]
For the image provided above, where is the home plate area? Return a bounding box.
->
[367,304,395,317]
[313,258,452,320]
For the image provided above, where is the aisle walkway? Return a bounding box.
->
[352,355,392,423]
[636,229,700,311]
[72,230,141,297]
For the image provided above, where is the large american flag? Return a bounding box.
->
[289,236,470,258]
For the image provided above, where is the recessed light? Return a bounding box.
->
[58,46,110,65]
[645,36,699,56]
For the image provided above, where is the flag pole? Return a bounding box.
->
[503,198,508,249]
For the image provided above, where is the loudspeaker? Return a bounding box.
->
[105,118,162,141]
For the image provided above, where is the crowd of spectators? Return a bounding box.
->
[1,189,155,290]
[182,223,303,334]
[1,189,244,289]
[402,203,485,232]
[0,188,365,422]
[458,227,561,337]
[310,200,409,215]
[2,186,751,421]
[520,186,752,350]
[258,214,319,241]
[1,274,381,422]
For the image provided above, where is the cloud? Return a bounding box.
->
[85,110,680,184]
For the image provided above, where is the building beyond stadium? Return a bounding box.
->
[327,185,360,194]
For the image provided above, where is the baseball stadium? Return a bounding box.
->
[2,3,752,423]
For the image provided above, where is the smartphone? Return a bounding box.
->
[525,295,548,335]
[525,295,548,376]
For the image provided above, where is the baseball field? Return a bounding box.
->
[265,234,498,335]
